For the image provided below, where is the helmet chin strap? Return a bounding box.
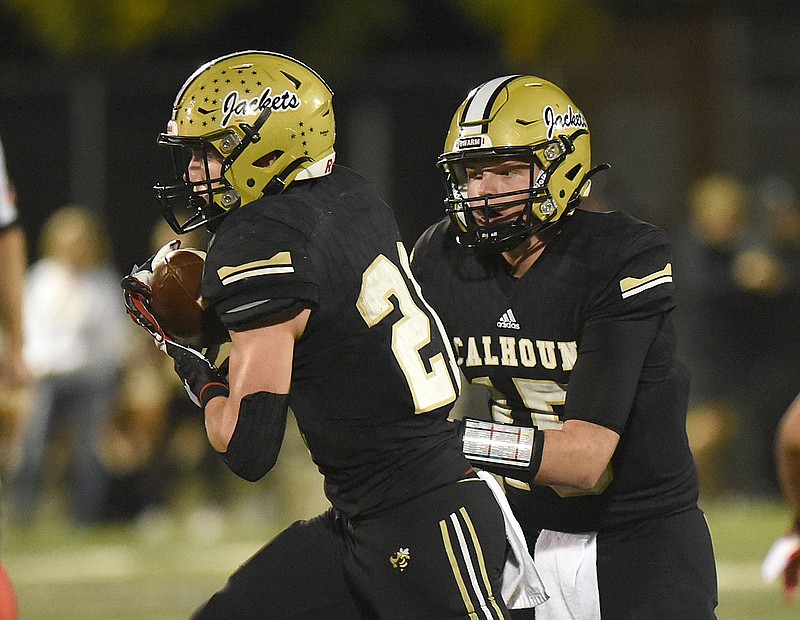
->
[263,156,313,195]
[575,163,611,199]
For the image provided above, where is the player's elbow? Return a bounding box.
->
[578,468,605,491]
[554,456,611,492]
[221,435,282,482]
[206,424,231,455]
[224,453,278,482]
[572,465,607,491]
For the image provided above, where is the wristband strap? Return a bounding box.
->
[199,382,230,408]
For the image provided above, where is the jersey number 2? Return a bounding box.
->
[357,244,459,413]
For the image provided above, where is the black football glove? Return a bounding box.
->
[160,339,229,408]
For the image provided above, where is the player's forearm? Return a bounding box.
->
[461,417,617,490]
[204,394,237,452]
[536,425,615,490]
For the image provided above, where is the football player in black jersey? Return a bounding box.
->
[121,52,546,618]
[411,75,718,619]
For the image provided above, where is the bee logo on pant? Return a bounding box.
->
[390,547,411,571]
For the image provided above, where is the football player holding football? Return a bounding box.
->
[122,51,547,618]
[410,75,718,618]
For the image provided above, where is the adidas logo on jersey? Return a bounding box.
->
[497,309,520,330]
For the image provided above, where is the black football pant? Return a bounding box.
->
[510,506,718,619]
[193,476,510,619]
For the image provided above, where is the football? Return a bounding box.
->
[149,248,226,346]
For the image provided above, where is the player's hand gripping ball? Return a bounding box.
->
[150,248,226,347]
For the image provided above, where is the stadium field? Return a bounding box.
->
[2,495,796,619]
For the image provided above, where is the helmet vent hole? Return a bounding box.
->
[281,70,302,89]
[247,178,256,187]
[565,164,582,181]
[254,150,283,168]
[559,190,566,198]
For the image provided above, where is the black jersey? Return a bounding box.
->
[202,166,467,518]
[412,209,699,532]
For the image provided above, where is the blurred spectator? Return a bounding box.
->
[0,140,30,475]
[675,173,800,497]
[10,205,130,527]
[743,175,800,496]
[0,135,24,620]
[0,138,29,468]
[673,173,749,496]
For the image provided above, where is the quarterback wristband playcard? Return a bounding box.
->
[462,418,535,468]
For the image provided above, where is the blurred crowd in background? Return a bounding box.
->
[0,0,798,531]
[0,205,333,531]
[586,170,800,502]
[675,173,800,500]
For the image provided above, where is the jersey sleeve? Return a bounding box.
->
[203,217,318,332]
[410,219,446,283]
[587,226,676,324]
[567,224,677,431]
[563,313,662,432]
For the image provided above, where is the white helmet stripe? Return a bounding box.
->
[460,75,521,135]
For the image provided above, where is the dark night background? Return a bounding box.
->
[0,0,796,271]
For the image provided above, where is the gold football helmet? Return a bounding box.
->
[438,75,605,250]
[155,51,336,234]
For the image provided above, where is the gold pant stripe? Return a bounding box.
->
[440,518,479,619]
[459,506,504,619]
[439,509,499,620]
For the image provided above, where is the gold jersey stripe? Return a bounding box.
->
[619,263,672,299]
[217,251,292,279]
[217,252,293,284]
